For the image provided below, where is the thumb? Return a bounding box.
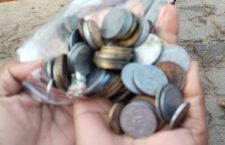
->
[0,60,42,96]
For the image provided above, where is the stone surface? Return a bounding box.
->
[177,0,225,144]
[0,0,70,63]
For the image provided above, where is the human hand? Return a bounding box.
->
[0,61,75,145]
[73,5,208,145]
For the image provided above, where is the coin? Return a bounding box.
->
[94,58,127,70]
[45,58,55,78]
[110,90,132,102]
[157,62,186,90]
[120,101,158,138]
[118,19,141,47]
[95,52,132,62]
[121,63,142,94]
[109,102,126,134]
[85,68,106,94]
[133,65,168,96]
[131,95,155,105]
[156,45,191,71]
[134,34,162,64]
[134,18,151,47]
[68,42,94,76]
[68,28,84,50]
[83,20,103,50]
[53,54,70,90]
[121,13,138,40]
[101,8,133,39]
[87,20,104,49]
[158,84,184,123]
[170,102,190,129]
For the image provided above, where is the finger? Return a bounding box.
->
[0,60,42,96]
[155,4,179,43]
[183,61,203,98]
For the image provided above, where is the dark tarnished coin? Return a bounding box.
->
[120,101,158,138]
[109,102,126,134]
[157,62,186,90]
[67,42,94,76]
[133,65,168,96]
[135,34,162,65]
[156,45,191,71]
[68,28,84,50]
[121,63,142,95]
[101,8,133,39]
[158,84,184,123]
[85,68,106,94]
[53,54,70,90]
[170,102,190,129]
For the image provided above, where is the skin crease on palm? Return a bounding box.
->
[0,4,207,145]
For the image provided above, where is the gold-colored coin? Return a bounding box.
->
[87,20,104,48]
[52,54,70,91]
[109,102,126,134]
[121,13,138,40]
[118,21,142,47]
[94,58,127,70]
[101,45,133,53]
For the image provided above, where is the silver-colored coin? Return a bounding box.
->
[120,101,158,138]
[68,42,84,73]
[170,102,190,129]
[101,8,133,39]
[68,42,94,76]
[68,29,84,50]
[85,68,106,94]
[133,65,168,96]
[156,45,191,71]
[134,18,150,47]
[45,58,55,78]
[121,63,142,95]
[135,34,162,64]
[159,84,183,123]
[82,21,97,49]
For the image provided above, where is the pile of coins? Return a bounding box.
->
[44,7,191,139]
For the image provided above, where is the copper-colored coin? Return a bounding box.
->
[53,54,70,91]
[109,102,126,134]
[157,62,186,90]
[118,19,141,47]
[87,20,104,49]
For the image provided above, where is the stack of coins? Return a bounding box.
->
[44,7,191,139]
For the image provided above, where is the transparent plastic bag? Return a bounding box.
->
[17,0,169,105]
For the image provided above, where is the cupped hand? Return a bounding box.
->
[0,4,208,145]
[73,5,208,145]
